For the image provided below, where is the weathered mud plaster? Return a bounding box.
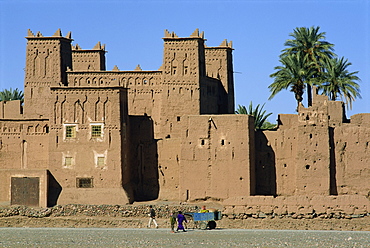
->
[0,29,368,214]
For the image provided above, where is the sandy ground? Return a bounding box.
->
[1,228,369,248]
[0,215,369,231]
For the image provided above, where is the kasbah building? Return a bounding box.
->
[0,28,369,217]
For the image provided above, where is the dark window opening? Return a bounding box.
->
[77,178,93,188]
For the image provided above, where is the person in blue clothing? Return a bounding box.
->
[176,211,187,232]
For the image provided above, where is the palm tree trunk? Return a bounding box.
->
[307,84,312,107]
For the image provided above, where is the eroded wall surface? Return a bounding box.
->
[48,87,131,205]
[0,29,368,212]
[256,91,370,204]
[180,114,255,201]
[0,120,49,205]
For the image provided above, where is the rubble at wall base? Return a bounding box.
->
[0,197,369,220]
[223,195,370,219]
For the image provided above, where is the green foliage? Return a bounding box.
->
[269,26,362,109]
[235,102,275,129]
[269,54,316,108]
[235,104,248,115]
[318,57,361,109]
[260,120,276,130]
[0,88,24,102]
[281,26,335,66]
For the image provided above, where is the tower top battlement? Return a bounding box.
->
[26,29,72,40]
[163,29,233,49]
[163,28,205,40]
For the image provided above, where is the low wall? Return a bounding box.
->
[0,195,369,220]
[0,204,200,218]
[223,195,370,219]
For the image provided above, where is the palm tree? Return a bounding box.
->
[319,57,361,109]
[235,102,274,129]
[269,54,316,110]
[235,104,248,115]
[277,26,335,106]
[0,88,24,102]
[260,120,276,130]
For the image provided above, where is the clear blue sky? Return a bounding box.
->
[0,0,369,122]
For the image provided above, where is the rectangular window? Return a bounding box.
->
[91,125,102,138]
[65,157,73,167]
[66,126,76,138]
[76,178,93,188]
[97,156,105,166]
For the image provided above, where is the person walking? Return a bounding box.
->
[170,211,177,233]
[176,211,187,232]
[147,205,158,228]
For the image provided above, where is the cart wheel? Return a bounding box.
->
[208,220,216,229]
[199,221,207,230]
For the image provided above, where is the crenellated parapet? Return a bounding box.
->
[26,28,72,39]
[164,29,205,39]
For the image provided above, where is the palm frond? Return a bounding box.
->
[235,102,274,129]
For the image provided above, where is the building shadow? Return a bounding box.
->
[47,171,62,207]
[128,115,159,201]
[255,130,276,196]
[329,127,338,195]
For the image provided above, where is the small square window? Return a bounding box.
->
[97,156,105,166]
[76,178,93,188]
[65,157,73,167]
[91,125,102,138]
[66,126,76,138]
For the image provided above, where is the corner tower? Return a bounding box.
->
[160,29,206,138]
[24,29,73,118]
[205,40,235,114]
[72,42,106,71]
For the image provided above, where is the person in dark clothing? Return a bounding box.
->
[147,205,158,228]
[176,211,187,232]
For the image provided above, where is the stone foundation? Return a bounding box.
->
[223,195,370,219]
[1,196,369,220]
